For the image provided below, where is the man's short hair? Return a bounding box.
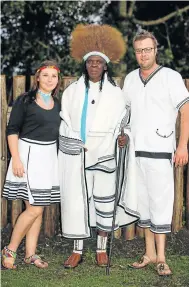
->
[133,29,158,48]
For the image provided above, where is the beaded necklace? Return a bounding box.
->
[38,89,52,105]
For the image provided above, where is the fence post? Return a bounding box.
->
[184,79,189,229]
[136,226,144,238]
[124,224,135,240]
[30,75,34,89]
[43,204,60,237]
[186,150,189,230]
[11,76,26,227]
[1,75,8,228]
[172,113,184,232]
[62,76,78,90]
[172,167,184,232]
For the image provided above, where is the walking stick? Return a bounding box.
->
[106,128,127,275]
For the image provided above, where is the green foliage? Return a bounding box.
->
[102,1,189,77]
[1,1,105,77]
[1,1,189,81]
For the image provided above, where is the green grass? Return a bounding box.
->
[1,251,189,287]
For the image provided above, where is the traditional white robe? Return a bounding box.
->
[123,67,189,153]
[123,67,189,233]
[3,138,60,206]
[59,75,140,239]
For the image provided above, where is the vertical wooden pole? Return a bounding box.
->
[30,75,34,89]
[62,76,78,90]
[1,75,8,227]
[11,76,26,227]
[172,167,184,232]
[186,151,189,230]
[13,76,26,100]
[186,158,189,230]
[136,226,144,238]
[124,224,135,240]
[172,112,184,232]
[184,79,189,229]
[114,229,122,239]
[43,204,59,237]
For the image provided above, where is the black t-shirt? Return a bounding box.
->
[7,92,61,141]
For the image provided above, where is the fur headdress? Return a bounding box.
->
[70,24,126,63]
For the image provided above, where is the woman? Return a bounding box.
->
[2,60,61,269]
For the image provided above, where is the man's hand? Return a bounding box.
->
[118,135,127,148]
[173,145,188,167]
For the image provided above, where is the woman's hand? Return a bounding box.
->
[8,135,25,177]
[12,157,25,177]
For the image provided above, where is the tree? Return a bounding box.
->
[1,0,189,82]
[103,1,189,78]
[1,1,106,78]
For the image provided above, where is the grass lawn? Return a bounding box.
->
[1,250,189,287]
[1,229,189,287]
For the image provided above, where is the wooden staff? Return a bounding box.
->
[106,128,126,275]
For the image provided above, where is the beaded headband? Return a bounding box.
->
[37,66,60,73]
[83,51,110,63]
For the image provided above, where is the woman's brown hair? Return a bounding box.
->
[32,59,62,97]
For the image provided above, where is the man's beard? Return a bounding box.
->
[140,59,155,70]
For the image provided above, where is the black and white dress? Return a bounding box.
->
[3,91,61,206]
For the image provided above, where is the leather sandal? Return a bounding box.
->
[157,262,172,276]
[128,255,155,269]
[64,252,83,269]
[96,251,108,267]
[1,246,17,270]
[24,254,48,269]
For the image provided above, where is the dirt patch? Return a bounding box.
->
[2,224,189,259]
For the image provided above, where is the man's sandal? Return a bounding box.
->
[157,262,172,276]
[128,255,156,269]
[1,246,17,270]
[24,254,48,269]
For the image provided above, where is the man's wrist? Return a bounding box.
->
[177,143,188,149]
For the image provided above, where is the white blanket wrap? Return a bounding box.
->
[59,75,140,238]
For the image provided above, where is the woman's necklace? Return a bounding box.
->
[37,89,52,105]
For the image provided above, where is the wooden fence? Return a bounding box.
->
[1,75,189,240]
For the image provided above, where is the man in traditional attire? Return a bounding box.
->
[58,24,139,269]
[122,29,189,276]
